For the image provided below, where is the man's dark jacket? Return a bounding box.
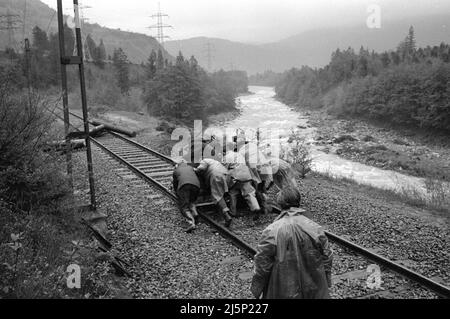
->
[173,163,201,192]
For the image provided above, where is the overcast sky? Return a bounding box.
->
[41,0,450,43]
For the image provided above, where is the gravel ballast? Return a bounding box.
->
[75,146,255,299]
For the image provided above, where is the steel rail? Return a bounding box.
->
[108,131,176,165]
[325,231,450,299]
[91,134,257,257]
[92,132,450,299]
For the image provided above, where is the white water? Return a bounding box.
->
[221,86,441,198]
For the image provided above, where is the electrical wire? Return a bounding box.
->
[46,11,56,34]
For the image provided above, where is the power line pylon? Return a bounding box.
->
[65,1,91,58]
[0,10,22,50]
[79,4,92,61]
[204,41,215,71]
[149,3,172,48]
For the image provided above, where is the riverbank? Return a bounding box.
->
[207,109,242,127]
[306,109,450,182]
[83,90,449,214]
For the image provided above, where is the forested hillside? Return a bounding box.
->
[275,27,450,132]
[249,71,283,86]
[1,21,248,122]
[143,51,248,121]
[0,0,170,63]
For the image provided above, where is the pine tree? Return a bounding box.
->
[176,51,184,65]
[380,52,391,68]
[98,39,107,60]
[85,34,97,61]
[145,50,157,80]
[398,26,417,63]
[357,47,369,77]
[397,40,408,62]
[92,39,107,68]
[189,56,199,71]
[30,26,51,88]
[391,51,401,65]
[84,41,91,60]
[406,26,416,53]
[32,26,49,53]
[156,49,164,70]
[112,48,130,94]
[63,22,75,55]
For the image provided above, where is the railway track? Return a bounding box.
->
[89,131,450,299]
[91,132,257,255]
[55,109,449,299]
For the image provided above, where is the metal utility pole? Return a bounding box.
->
[204,41,215,71]
[0,10,21,50]
[149,3,172,48]
[73,0,96,210]
[57,0,74,190]
[57,0,97,210]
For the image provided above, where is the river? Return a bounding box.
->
[220,86,440,198]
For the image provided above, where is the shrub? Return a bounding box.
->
[282,129,313,178]
[0,78,68,211]
[0,75,90,299]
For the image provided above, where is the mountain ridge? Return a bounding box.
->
[0,0,171,63]
[1,0,448,74]
[165,13,450,74]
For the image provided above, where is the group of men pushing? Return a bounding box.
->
[172,142,298,232]
[172,141,334,299]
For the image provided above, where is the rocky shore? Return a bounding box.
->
[306,110,450,181]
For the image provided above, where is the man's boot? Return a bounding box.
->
[189,204,199,225]
[253,209,263,221]
[223,209,233,228]
[185,211,196,233]
[228,194,239,217]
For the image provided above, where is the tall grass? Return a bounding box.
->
[317,169,449,215]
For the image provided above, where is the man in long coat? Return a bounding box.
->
[194,158,233,227]
[266,157,298,191]
[251,187,333,299]
[223,151,261,217]
[238,143,273,218]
